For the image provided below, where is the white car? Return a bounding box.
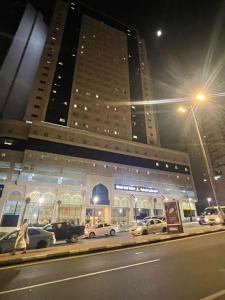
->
[85,223,117,238]
[130,218,167,236]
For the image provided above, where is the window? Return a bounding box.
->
[59,118,66,123]
[28,229,40,235]
[40,80,46,84]
[34,105,40,109]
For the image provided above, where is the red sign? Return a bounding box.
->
[164,201,183,233]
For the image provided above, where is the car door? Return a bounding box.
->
[95,224,104,236]
[28,228,41,249]
[153,219,163,233]
[2,231,18,252]
[147,220,156,233]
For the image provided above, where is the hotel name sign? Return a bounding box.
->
[114,184,158,194]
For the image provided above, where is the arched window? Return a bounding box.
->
[91,184,110,205]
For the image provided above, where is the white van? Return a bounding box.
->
[202,206,225,225]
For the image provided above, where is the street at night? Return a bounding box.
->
[0,232,225,300]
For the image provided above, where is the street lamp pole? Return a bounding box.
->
[189,105,219,207]
[93,196,98,225]
[134,197,138,222]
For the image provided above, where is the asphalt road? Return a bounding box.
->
[0,231,225,300]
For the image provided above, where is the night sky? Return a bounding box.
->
[1,0,224,149]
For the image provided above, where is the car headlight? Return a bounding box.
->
[216,218,220,223]
[136,227,142,232]
[197,217,200,221]
[85,230,88,235]
[204,218,209,222]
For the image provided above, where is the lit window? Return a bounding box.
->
[58,75,62,79]
[51,37,56,40]
[84,107,88,111]
[166,164,169,168]
[71,2,75,5]
[185,167,188,172]
[106,105,110,109]
[53,90,57,94]
[175,165,178,169]
[156,162,159,166]
[81,45,84,49]
[93,163,96,167]
[131,106,136,109]
[81,51,84,54]
[58,61,63,65]
[114,131,118,135]
[63,102,68,106]
[4,139,13,146]
[114,107,117,111]
[177,175,180,179]
[96,94,99,98]
[71,6,75,9]
[147,171,150,175]
[75,88,79,93]
[56,27,59,31]
[85,124,89,128]
[75,122,78,126]
[59,118,66,123]
[46,60,51,64]
[133,135,138,139]
[1,153,6,157]
[72,54,75,57]
[73,104,77,108]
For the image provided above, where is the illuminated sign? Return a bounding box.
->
[114,184,158,194]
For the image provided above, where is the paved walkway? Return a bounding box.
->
[0,225,224,267]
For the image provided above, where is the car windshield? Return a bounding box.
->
[136,221,145,226]
[204,208,219,215]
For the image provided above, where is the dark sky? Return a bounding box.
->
[1,0,225,149]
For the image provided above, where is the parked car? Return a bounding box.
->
[0,227,55,253]
[44,222,85,243]
[85,223,116,238]
[197,206,225,225]
[144,216,166,222]
[130,218,167,236]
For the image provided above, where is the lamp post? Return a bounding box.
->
[177,93,219,207]
[36,197,43,224]
[57,200,62,222]
[188,198,193,222]
[93,196,98,225]
[134,197,138,222]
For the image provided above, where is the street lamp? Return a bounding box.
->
[207,197,212,206]
[177,93,219,207]
[93,196,98,225]
[36,197,43,224]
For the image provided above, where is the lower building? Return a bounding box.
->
[0,120,197,226]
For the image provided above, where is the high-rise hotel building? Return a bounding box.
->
[0,0,197,226]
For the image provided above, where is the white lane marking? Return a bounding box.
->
[199,289,225,300]
[135,252,144,255]
[0,259,160,295]
[0,230,224,271]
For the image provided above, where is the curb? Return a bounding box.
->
[0,228,225,268]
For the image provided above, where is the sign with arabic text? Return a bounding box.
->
[114,184,158,194]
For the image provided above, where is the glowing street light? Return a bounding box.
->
[156,29,162,37]
[207,197,212,206]
[195,92,206,102]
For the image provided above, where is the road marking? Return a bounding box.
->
[199,289,225,300]
[0,230,224,271]
[135,251,144,255]
[0,259,160,296]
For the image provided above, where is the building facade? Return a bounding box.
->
[24,0,159,146]
[0,1,198,226]
[0,120,197,226]
[0,3,47,120]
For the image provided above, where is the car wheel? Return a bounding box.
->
[110,229,115,236]
[70,234,78,243]
[89,232,95,238]
[143,229,148,235]
[36,240,48,249]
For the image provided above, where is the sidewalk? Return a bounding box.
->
[0,225,224,267]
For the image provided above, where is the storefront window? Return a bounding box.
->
[3,200,22,215]
[111,208,129,225]
[133,208,149,220]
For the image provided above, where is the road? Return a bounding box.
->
[0,231,225,300]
